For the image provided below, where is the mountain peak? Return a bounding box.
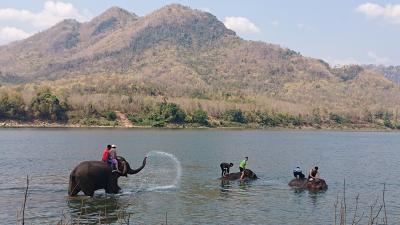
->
[85,6,137,37]
[160,3,192,11]
[98,6,138,19]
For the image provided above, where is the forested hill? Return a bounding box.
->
[0,4,399,129]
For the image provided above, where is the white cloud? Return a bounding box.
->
[367,51,391,65]
[271,20,279,27]
[0,26,31,44]
[329,57,361,66]
[356,3,400,24]
[327,51,392,66]
[0,1,92,29]
[297,23,314,31]
[223,16,260,33]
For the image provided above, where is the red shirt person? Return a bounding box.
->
[102,145,112,162]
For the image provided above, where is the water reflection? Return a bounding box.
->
[292,187,306,195]
[308,189,327,206]
[66,195,131,224]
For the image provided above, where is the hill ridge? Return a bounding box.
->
[0,4,399,121]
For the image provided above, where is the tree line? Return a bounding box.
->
[1,89,399,129]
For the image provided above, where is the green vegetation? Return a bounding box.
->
[1,82,400,129]
[191,108,209,125]
[30,90,68,121]
[0,92,26,120]
[105,111,117,121]
[224,109,246,123]
[128,102,186,127]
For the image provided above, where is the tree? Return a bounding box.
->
[105,111,117,121]
[224,109,246,123]
[0,92,26,120]
[192,109,208,125]
[159,102,186,124]
[0,93,9,119]
[30,91,68,121]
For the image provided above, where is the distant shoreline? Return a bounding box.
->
[0,120,393,132]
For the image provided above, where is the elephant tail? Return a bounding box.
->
[68,173,79,196]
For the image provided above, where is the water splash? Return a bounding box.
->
[144,151,182,191]
[121,151,182,195]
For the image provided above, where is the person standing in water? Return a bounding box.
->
[220,162,234,177]
[239,157,248,179]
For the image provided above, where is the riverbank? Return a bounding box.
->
[0,119,393,131]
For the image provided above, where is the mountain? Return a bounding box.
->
[0,4,399,119]
[363,65,400,84]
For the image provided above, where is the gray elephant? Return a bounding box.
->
[221,169,258,181]
[68,156,147,197]
[288,177,328,190]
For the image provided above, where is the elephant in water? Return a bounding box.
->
[288,178,328,190]
[68,156,147,197]
[221,169,258,181]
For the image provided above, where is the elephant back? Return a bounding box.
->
[305,178,328,190]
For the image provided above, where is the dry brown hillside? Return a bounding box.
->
[0,4,399,122]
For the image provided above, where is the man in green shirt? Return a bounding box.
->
[239,157,248,179]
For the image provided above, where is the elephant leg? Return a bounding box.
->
[69,185,81,196]
[105,175,121,194]
[79,180,98,197]
[68,175,81,196]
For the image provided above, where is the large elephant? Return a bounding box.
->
[68,156,147,197]
[288,178,328,190]
[221,169,258,181]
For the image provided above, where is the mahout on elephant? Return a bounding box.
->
[68,156,147,197]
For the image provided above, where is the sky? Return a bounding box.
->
[0,0,399,66]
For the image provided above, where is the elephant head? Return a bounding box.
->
[242,169,258,179]
[117,156,147,177]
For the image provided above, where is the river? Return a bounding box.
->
[1,129,399,224]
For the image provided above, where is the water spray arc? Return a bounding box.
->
[145,151,182,191]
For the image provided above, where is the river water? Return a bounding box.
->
[1,129,399,224]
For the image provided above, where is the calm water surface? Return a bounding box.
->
[1,129,400,224]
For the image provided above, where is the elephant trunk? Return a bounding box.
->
[127,157,147,174]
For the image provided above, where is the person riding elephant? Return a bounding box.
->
[308,166,319,181]
[239,157,248,180]
[293,166,305,179]
[68,156,147,197]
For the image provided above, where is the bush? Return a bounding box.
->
[81,117,118,126]
[0,92,27,120]
[30,90,68,121]
[105,111,117,121]
[127,114,143,124]
[224,109,246,123]
[256,112,279,127]
[159,102,186,124]
[127,102,186,127]
[192,109,208,125]
[329,113,348,124]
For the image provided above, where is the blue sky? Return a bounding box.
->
[0,0,399,66]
